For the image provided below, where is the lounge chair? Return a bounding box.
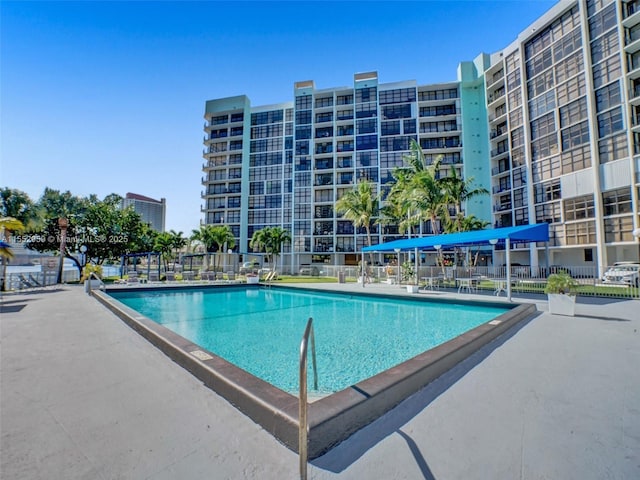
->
[216,272,224,281]
[265,271,279,282]
[165,271,175,282]
[148,271,160,283]
[226,272,236,281]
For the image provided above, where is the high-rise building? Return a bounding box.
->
[202,0,640,276]
[122,193,166,232]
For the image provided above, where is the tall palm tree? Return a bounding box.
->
[210,225,236,271]
[384,140,448,237]
[153,232,174,272]
[440,165,489,229]
[335,180,379,263]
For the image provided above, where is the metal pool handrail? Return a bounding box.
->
[299,317,318,480]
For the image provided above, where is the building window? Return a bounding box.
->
[602,187,632,215]
[315,96,333,108]
[598,133,628,163]
[588,2,616,40]
[584,248,593,262]
[563,194,595,221]
[381,121,401,136]
[604,216,634,242]
[295,95,312,110]
[251,110,283,126]
[597,107,624,138]
[565,220,597,245]
[559,97,588,127]
[595,82,621,113]
[593,55,621,88]
[355,87,377,103]
[561,121,589,150]
[380,87,417,104]
[356,134,378,151]
[295,110,312,125]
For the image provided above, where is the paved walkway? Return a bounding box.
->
[1,285,638,479]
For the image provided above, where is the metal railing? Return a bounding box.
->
[299,317,318,480]
[308,265,639,300]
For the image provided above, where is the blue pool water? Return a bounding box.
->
[110,287,509,394]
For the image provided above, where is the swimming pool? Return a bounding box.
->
[110,287,510,394]
[96,284,536,458]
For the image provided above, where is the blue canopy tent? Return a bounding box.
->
[361,223,550,300]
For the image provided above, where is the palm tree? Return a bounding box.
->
[440,166,489,230]
[384,140,448,237]
[153,232,174,272]
[190,225,217,270]
[335,180,379,263]
[249,226,291,271]
[168,230,187,265]
[265,227,291,271]
[0,217,25,291]
[210,225,236,271]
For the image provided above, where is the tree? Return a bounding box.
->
[440,166,489,229]
[190,225,218,269]
[153,232,175,271]
[383,140,449,237]
[0,188,40,229]
[26,194,149,267]
[0,217,25,291]
[168,230,187,264]
[210,226,235,271]
[335,180,379,263]
[249,226,291,271]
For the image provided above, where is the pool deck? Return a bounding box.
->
[1,284,639,479]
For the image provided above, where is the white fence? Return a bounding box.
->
[310,264,639,300]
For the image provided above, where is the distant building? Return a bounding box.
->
[122,193,166,232]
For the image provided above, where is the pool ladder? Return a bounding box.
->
[299,317,318,480]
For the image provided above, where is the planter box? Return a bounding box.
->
[406,285,420,293]
[548,293,576,316]
[246,276,259,284]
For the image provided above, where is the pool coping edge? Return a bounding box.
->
[92,286,537,458]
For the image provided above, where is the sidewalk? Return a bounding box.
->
[1,285,638,479]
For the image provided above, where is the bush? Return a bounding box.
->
[81,263,103,282]
[544,272,578,295]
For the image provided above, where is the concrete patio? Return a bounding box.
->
[1,284,638,479]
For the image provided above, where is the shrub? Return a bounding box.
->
[81,263,103,282]
[544,272,578,295]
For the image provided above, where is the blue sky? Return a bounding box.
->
[2,0,557,234]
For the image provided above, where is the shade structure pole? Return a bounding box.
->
[414,248,419,285]
[361,250,365,288]
[506,238,512,302]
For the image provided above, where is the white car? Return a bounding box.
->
[602,262,640,287]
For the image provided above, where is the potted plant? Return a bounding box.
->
[544,271,578,316]
[81,263,103,292]
[402,261,419,293]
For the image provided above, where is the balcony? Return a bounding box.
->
[491,147,509,159]
[490,129,508,140]
[491,161,511,176]
[625,29,640,54]
[492,184,511,194]
[623,0,640,28]
[493,203,512,212]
